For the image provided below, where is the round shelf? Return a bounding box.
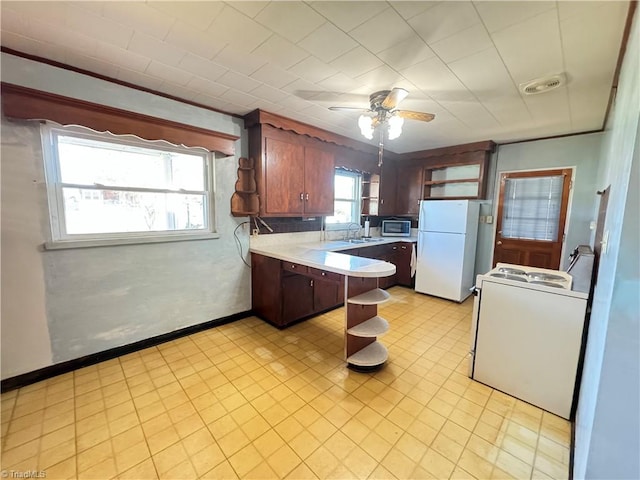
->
[347,341,388,367]
[347,288,390,305]
[347,316,389,337]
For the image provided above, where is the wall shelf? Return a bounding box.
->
[231,157,259,217]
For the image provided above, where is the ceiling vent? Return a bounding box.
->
[520,74,566,95]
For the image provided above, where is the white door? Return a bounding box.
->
[415,231,465,301]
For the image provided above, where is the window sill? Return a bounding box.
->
[43,232,221,250]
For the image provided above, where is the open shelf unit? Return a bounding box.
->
[345,277,390,369]
[361,172,380,216]
[423,156,488,200]
[231,157,259,216]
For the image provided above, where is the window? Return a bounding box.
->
[42,124,215,246]
[501,173,566,241]
[326,170,361,225]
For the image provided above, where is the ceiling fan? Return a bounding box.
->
[328,88,435,166]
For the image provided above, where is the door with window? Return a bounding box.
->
[494,168,572,269]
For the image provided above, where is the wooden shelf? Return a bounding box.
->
[347,288,390,305]
[231,157,259,216]
[347,341,388,367]
[347,316,389,337]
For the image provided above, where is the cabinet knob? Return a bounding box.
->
[321,272,326,276]
[291,264,296,268]
[310,279,314,287]
[299,193,304,201]
[305,193,309,201]
[401,246,407,249]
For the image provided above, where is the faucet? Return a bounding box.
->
[345,222,361,240]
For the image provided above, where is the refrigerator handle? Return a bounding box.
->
[470,286,480,296]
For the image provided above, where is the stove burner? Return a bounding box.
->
[529,280,564,288]
[498,267,526,275]
[526,272,567,282]
[490,273,528,282]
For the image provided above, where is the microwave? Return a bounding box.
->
[381,220,412,237]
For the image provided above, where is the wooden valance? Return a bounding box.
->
[1,83,239,156]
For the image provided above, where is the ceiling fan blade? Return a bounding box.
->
[328,106,370,112]
[381,88,409,109]
[396,110,435,122]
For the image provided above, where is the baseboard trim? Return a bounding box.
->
[1,310,253,392]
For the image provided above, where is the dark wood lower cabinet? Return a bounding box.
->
[251,242,416,328]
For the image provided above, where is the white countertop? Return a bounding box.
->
[249,237,415,277]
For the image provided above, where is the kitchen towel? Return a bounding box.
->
[410,243,417,277]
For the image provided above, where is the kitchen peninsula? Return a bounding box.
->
[250,240,396,369]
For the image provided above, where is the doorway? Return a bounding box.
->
[493,168,573,269]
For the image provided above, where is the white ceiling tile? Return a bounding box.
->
[64,51,120,78]
[431,24,493,64]
[30,17,97,57]
[150,1,224,31]
[523,89,571,124]
[213,46,267,76]
[354,65,403,90]
[128,32,187,67]
[178,53,228,82]
[2,1,68,26]
[228,1,269,19]
[254,2,325,43]
[220,88,260,108]
[474,1,556,33]
[440,101,501,130]
[557,1,616,21]
[164,21,226,61]
[401,56,472,101]
[329,47,383,79]
[207,5,272,53]
[280,77,320,96]
[186,76,229,99]
[1,7,31,35]
[216,70,262,93]
[153,83,199,103]
[567,87,610,131]
[288,56,337,84]
[0,31,67,64]
[250,64,299,89]
[251,35,309,70]
[376,34,436,71]
[249,84,289,104]
[308,1,388,31]
[102,2,175,40]
[560,2,627,81]
[116,67,166,91]
[146,60,194,87]
[491,10,564,85]
[64,6,133,49]
[409,1,481,44]
[298,22,358,63]
[481,96,532,127]
[349,8,415,53]
[317,73,365,94]
[277,94,315,111]
[448,48,518,100]
[392,1,441,20]
[95,42,150,73]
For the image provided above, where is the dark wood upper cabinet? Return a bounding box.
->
[395,164,424,215]
[248,123,335,217]
[378,161,397,215]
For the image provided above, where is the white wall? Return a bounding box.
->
[475,132,603,275]
[1,54,252,379]
[574,7,640,479]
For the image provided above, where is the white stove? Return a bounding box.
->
[469,262,589,419]
[486,263,573,291]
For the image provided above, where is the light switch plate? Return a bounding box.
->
[486,215,494,224]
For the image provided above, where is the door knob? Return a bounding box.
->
[497,241,502,245]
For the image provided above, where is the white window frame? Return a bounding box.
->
[41,123,219,249]
[325,169,362,229]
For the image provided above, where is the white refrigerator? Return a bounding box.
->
[415,200,480,302]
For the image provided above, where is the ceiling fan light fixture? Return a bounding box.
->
[387,115,404,140]
[358,114,374,140]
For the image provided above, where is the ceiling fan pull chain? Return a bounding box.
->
[378,129,385,167]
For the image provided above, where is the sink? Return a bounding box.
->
[347,239,366,243]
[362,237,385,242]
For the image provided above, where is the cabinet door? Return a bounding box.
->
[396,165,423,215]
[282,274,314,325]
[304,146,335,214]
[379,161,397,215]
[264,137,305,215]
[313,278,341,312]
[395,243,414,287]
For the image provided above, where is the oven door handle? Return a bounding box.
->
[470,286,481,296]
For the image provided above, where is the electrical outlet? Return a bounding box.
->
[486,215,494,224]
[479,215,486,223]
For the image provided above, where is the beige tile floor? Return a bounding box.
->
[0,287,571,479]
